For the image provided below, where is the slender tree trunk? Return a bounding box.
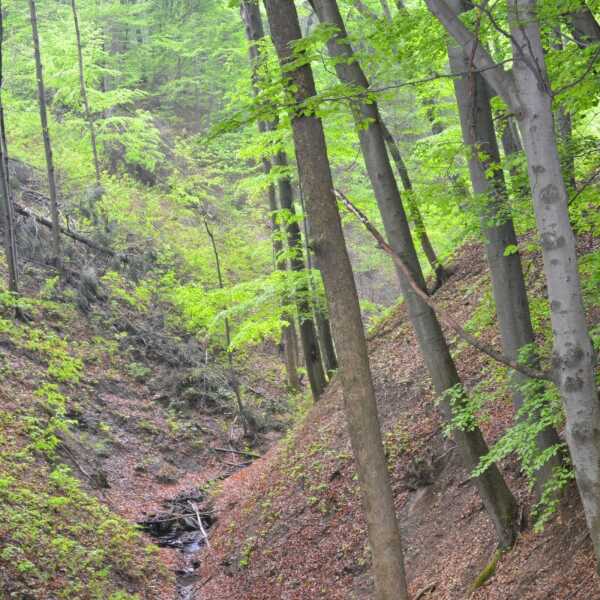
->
[351,0,450,284]
[424,0,600,569]
[282,319,301,390]
[311,0,519,548]
[273,150,328,397]
[268,175,301,391]
[567,3,600,47]
[263,2,409,597]
[380,122,449,288]
[203,217,248,437]
[240,0,300,393]
[0,2,18,293]
[29,0,61,268]
[71,0,101,186]
[379,0,392,20]
[508,0,600,565]
[352,1,379,20]
[445,0,561,493]
[298,186,338,377]
[315,305,337,377]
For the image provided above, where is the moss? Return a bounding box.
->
[470,548,502,592]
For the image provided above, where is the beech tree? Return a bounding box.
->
[425,0,600,569]
[71,0,101,187]
[274,150,328,397]
[345,0,450,287]
[240,0,301,392]
[444,0,561,493]
[567,2,600,47]
[263,0,409,597]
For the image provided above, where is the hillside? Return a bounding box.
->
[0,237,290,599]
[0,223,598,599]
[196,235,600,600]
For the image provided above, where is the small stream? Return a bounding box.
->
[138,488,214,600]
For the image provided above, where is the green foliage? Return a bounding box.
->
[0,433,164,598]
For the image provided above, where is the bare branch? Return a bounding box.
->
[336,189,554,383]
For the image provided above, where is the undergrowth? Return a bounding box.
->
[0,287,170,598]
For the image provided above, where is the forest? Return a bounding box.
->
[0,0,599,598]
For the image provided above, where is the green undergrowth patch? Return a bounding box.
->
[0,410,168,599]
[0,288,171,598]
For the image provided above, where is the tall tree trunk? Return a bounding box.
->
[298,184,338,377]
[508,0,600,564]
[29,0,61,268]
[263,2,409,598]
[351,0,450,284]
[445,0,561,493]
[240,0,300,393]
[71,0,101,187]
[0,1,18,294]
[273,150,328,397]
[500,115,529,200]
[424,0,600,569]
[379,0,392,20]
[282,318,301,390]
[380,122,449,288]
[310,0,519,548]
[269,174,301,392]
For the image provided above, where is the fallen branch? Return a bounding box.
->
[211,447,261,459]
[221,459,252,468]
[14,203,118,257]
[336,189,554,383]
[190,501,211,551]
[137,510,214,525]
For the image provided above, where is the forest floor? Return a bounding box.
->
[195,233,600,600]
[0,232,599,599]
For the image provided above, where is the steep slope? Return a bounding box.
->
[198,235,600,600]
[0,254,289,599]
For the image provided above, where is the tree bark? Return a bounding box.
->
[379,0,392,20]
[0,1,18,293]
[445,0,561,493]
[71,0,101,187]
[567,3,600,48]
[310,0,519,548]
[297,181,338,377]
[263,1,409,597]
[29,0,61,268]
[500,115,529,201]
[240,0,301,393]
[350,0,451,284]
[551,27,576,191]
